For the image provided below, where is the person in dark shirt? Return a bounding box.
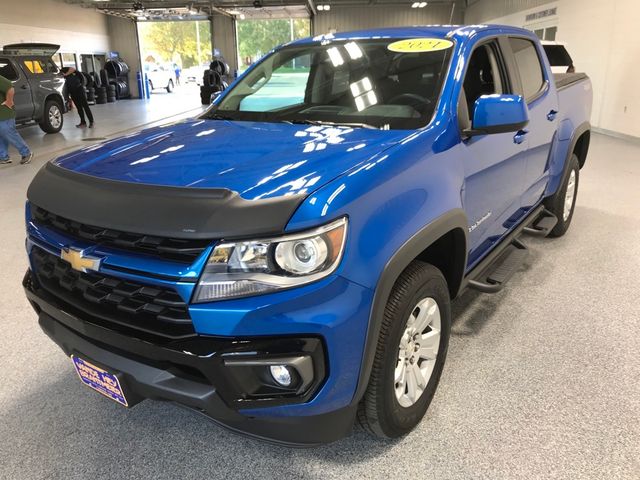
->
[61,67,94,128]
[0,74,33,164]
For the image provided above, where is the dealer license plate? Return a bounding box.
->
[71,355,128,407]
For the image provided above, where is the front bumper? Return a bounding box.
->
[24,271,358,446]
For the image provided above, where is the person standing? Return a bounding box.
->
[61,67,94,128]
[174,64,181,86]
[0,74,33,165]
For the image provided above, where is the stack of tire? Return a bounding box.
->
[93,73,108,104]
[104,60,131,100]
[100,69,117,103]
[80,72,96,105]
[200,59,230,105]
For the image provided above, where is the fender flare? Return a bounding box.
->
[567,121,590,169]
[350,208,468,405]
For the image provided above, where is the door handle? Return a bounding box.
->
[547,109,558,121]
[513,129,528,145]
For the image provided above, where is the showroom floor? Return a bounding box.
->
[0,97,638,479]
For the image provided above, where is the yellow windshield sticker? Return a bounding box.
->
[387,38,454,53]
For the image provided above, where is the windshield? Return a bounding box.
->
[206,38,453,130]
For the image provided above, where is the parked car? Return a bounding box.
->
[0,43,66,133]
[145,63,175,93]
[542,41,575,73]
[24,25,592,445]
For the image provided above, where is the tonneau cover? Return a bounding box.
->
[554,72,588,90]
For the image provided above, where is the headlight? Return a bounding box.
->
[193,217,347,302]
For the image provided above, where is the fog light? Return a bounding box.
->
[269,365,292,387]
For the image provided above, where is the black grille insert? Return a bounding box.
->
[31,246,195,340]
[31,205,210,263]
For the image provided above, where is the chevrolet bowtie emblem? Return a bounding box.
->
[60,247,102,273]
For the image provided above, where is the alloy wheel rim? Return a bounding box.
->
[563,169,576,221]
[394,297,441,408]
[49,106,62,129]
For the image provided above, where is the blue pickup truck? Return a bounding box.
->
[24,25,592,445]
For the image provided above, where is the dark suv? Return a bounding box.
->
[0,43,66,133]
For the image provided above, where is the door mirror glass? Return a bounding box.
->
[467,94,529,135]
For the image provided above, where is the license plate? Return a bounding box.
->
[71,355,128,407]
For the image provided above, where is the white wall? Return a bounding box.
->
[313,3,463,34]
[464,0,640,138]
[0,0,109,53]
[107,16,142,98]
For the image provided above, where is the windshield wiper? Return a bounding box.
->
[282,119,381,130]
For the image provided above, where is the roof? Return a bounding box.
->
[288,24,534,47]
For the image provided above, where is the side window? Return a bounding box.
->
[45,59,59,74]
[23,59,46,74]
[508,38,545,101]
[460,43,506,123]
[0,58,19,81]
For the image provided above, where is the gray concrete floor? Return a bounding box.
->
[0,97,638,479]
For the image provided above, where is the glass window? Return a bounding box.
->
[461,44,505,120]
[61,53,77,69]
[239,54,311,112]
[509,37,545,101]
[544,27,557,41]
[23,59,46,74]
[212,39,453,130]
[0,58,19,81]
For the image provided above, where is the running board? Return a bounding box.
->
[467,238,528,293]
[523,208,558,237]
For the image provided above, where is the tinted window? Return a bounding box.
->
[509,38,545,101]
[461,44,505,120]
[0,58,19,81]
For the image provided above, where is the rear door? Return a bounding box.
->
[456,39,529,267]
[505,36,559,209]
[0,57,34,121]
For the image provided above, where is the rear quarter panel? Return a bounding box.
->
[545,77,593,196]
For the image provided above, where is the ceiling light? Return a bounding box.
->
[412,1,427,7]
[318,4,331,11]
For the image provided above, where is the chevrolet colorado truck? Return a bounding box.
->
[0,43,66,133]
[23,25,592,445]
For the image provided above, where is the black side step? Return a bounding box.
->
[467,238,528,293]
[523,208,558,237]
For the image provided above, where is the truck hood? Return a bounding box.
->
[53,119,408,200]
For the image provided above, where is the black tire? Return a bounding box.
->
[148,80,154,91]
[38,99,64,134]
[544,153,580,237]
[166,79,174,93]
[358,261,451,438]
[107,95,116,103]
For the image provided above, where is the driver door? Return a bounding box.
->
[456,40,529,267]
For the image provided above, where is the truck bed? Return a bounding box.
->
[554,72,588,91]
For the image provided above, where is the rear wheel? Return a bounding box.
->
[358,261,451,438]
[39,99,63,133]
[166,79,174,93]
[544,153,580,237]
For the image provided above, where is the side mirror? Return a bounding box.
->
[464,94,529,136]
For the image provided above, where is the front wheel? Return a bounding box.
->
[39,99,63,133]
[166,79,174,93]
[358,261,451,438]
[544,153,580,237]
